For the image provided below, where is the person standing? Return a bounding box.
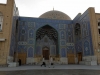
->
[49,56,54,68]
[41,57,46,67]
[18,59,21,66]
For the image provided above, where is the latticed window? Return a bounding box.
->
[0,24,1,31]
[98,18,100,26]
[98,19,100,35]
[98,22,100,26]
[0,12,3,31]
[98,29,100,34]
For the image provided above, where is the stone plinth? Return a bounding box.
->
[8,62,19,67]
[60,58,68,64]
[26,58,34,64]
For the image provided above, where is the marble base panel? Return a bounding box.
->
[8,62,19,67]
[75,57,78,64]
[60,58,68,64]
[26,58,34,64]
[82,56,97,65]
[91,61,97,65]
[7,56,14,64]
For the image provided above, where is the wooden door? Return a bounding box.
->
[18,53,27,65]
[67,53,75,64]
[77,52,82,63]
[43,50,49,60]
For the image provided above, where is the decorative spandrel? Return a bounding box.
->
[28,22,35,28]
[59,24,65,29]
[60,31,65,39]
[29,29,34,38]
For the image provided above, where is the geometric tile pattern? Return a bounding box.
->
[36,46,41,55]
[61,47,66,57]
[50,45,56,56]
[9,10,94,57]
[27,47,34,57]
[59,24,65,29]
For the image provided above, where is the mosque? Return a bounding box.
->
[0,0,100,66]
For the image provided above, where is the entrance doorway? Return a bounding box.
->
[36,25,59,59]
[42,50,49,60]
[18,53,27,65]
[67,53,75,64]
[77,52,82,64]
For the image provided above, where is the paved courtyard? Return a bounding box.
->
[0,65,100,75]
[0,69,100,75]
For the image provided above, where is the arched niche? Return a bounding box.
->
[27,47,34,57]
[74,23,81,40]
[35,25,59,57]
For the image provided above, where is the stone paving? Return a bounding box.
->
[0,65,100,75]
[0,69,100,75]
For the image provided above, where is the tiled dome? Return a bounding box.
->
[39,10,71,20]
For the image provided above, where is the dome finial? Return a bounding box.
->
[53,7,54,11]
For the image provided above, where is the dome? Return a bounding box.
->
[39,10,71,20]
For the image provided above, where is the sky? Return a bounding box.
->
[0,0,100,19]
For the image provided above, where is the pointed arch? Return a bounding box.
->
[35,24,59,56]
[36,25,58,40]
[27,47,34,57]
[36,24,58,32]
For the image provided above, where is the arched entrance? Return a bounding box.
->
[35,25,58,60]
[42,46,49,60]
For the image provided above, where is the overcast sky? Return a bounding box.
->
[1,0,100,19]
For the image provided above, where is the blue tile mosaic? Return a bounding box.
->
[9,9,94,57]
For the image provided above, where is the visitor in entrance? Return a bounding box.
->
[49,56,54,68]
[41,57,46,67]
[18,59,21,66]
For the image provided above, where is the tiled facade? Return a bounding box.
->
[17,17,72,57]
[73,9,94,56]
[0,0,100,65]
